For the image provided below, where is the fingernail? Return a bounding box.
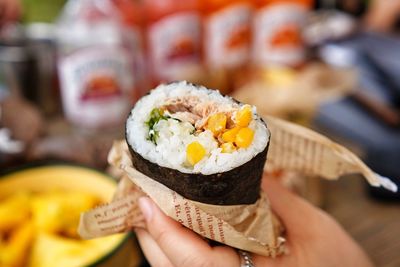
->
[138,197,153,222]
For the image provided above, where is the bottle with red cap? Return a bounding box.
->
[144,0,202,85]
[252,0,313,68]
[112,0,147,101]
[56,0,145,130]
[202,0,253,70]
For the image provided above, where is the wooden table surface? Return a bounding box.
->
[323,175,400,267]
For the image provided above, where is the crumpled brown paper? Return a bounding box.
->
[263,116,396,191]
[79,141,286,256]
[78,116,396,257]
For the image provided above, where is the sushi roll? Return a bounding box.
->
[126,81,270,205]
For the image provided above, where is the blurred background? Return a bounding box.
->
[0,0,399,266]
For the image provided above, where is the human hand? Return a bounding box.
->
[364,0,400,32]
[136,177,374,267]
[0,0,21,26]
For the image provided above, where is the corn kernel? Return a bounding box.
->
[186,141,206,165]
[222,127,240,143]
[220,142,236,153]
[207,113,227,136]
[235,127,254,148]
[236,105,252,127]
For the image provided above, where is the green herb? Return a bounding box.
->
[145,108,168,144]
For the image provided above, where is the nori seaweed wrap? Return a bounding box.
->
[126,81,269,205]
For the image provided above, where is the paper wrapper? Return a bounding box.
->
[78,116,397,257]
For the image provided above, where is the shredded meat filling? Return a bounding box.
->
[162,96,238,130]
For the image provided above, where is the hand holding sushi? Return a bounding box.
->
[135,177,374,267]
[126,82,374,266]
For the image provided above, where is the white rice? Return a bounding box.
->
[126,81,269,175]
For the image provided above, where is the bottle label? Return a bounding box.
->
[148,12,201,81]
[123,26,147,101]
[205,4,252,68]
[59,46,133,128]
[253,3,307,67]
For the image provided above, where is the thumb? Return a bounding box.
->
[138,197,239,267]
